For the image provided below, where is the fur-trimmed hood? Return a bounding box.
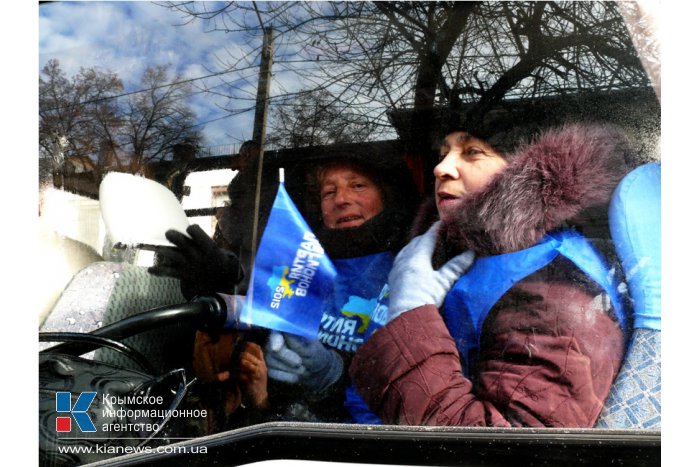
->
[413,123,632,260]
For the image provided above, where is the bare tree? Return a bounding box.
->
[39,59,123,171]
[119,65,201,171]
[164,1,650,157]
[39,60,202,181]
[267,88,377,148]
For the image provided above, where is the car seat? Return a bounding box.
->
[595,163,661,429]
[40,261,193,375]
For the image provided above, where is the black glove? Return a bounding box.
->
[148,224,245,298]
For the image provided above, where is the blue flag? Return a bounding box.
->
[240,183,337,339]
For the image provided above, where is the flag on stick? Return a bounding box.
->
[241,182,337,338]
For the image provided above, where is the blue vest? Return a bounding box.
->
[442,230,628,378]
[317,251,395,353]
[315,251,394,425]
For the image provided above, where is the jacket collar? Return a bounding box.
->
[416,123,631,259]
[316,208,410,259]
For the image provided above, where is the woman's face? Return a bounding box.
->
[320,165,384,229]
[434,131,508,219]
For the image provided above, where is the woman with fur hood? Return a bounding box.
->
[349,122,632,427]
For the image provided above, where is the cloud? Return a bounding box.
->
[38,1,366,148]
[39,1,259,147]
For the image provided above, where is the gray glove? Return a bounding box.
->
[265,331,343,393]
[265,331,305,383]
[387,222,475,322]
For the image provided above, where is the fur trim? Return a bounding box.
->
[441,123,631,256]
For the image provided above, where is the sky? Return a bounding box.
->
[38,1,278,148]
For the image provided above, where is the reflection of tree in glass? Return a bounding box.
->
[166,1,650,153]
[267,88,376,149]
[39,60,201,180]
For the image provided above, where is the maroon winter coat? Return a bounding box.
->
[349,123,631,427]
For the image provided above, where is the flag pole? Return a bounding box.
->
[250,25,274,275]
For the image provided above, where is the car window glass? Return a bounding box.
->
[38,2,661,465]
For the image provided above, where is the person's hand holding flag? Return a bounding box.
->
[265,331,343,393]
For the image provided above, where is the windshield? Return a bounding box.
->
[35,1,667,466]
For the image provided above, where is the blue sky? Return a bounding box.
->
[38,1,273,148]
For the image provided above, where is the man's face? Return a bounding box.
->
[320,165,384,229]
[434,131,507,219]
